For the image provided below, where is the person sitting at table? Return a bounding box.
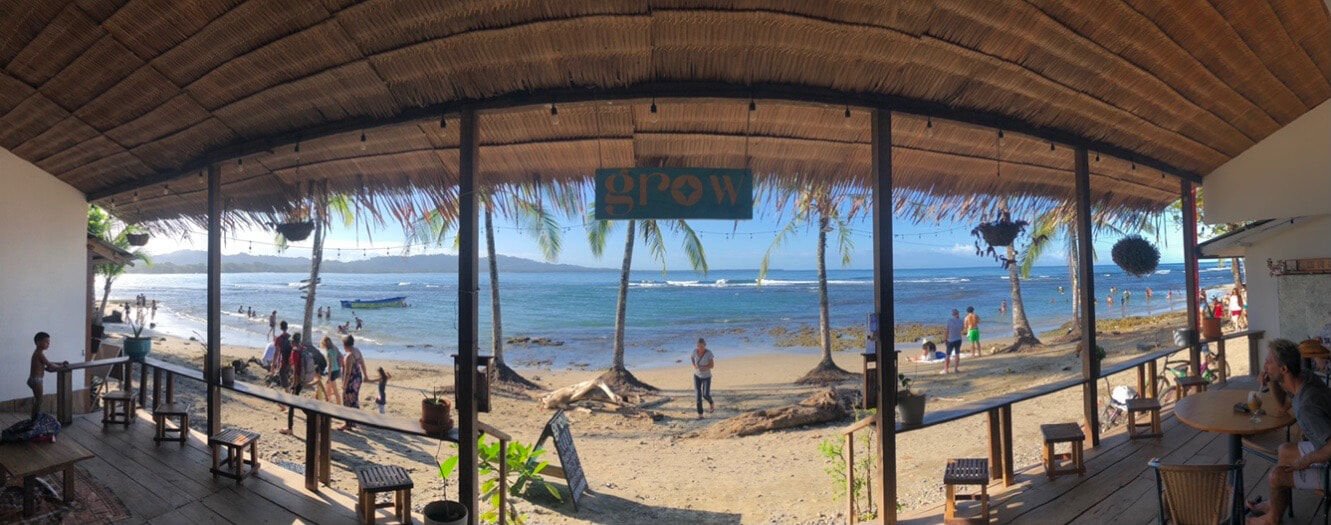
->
[1246,338,1331,524]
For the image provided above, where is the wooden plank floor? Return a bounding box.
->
[902,376,1327,524]
[1,410,417,524]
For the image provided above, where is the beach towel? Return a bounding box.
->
[915,351,965,364]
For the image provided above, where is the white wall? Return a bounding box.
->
[1204,99,1331,224]
[1242,214,1331,342]
[0,147,86,404]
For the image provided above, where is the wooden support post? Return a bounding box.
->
[1216,338,1227,383]
[846,432,855,524]
[987,408,1002,481]
[166,373,175,404]
[1249,333,1263,376]
[153,368,162,410]
[304,410,318,491]
[457,107,480,525]
[1136,364,1146,395]
[497,439,508,525]
[1147,360,1159,399]
[206,164,223,437]
[319,414,331,485]
[1182,181,1202,376]
[1000,404,1015,486]
[871,108,897,524]
[1074,147,1100,446]
[56,369,72,425]
[139,364,148,408]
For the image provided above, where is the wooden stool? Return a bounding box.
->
[101,390,135,428]
[153,402,190,444]
[1126,398,1162,439]
[943,458,990,525]
[1039,423,1085,480]
[209,428,260,484]
[1175,376,1208,399]
[355,464,414,524]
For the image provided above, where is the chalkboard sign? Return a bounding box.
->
[537,410,587,509]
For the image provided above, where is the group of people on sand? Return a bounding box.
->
[261,319,390,431]
[121,296,157,325]
[1210,285,1248,330]
[918,307,982,373]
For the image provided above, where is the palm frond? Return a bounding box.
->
[513,198,562,262]
[759,217,802,282]
[836,217,855,267]
[675,220,709,275]
[639,220,668,274]
[585,211,614,259]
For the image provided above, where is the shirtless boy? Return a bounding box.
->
[28,332,68,420]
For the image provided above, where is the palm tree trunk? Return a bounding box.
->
[1003,244,1041,352]
[817,215,833,366]
[99,276,115,325]
[1066,231,1081,340]
[301,192,326,341]
[1230,257,1243,287]
[485,207,536,388]
[612,220,635,371]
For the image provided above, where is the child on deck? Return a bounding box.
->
[28,332,68,421]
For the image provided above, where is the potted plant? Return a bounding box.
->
[896,373,926,427]
[221,364,236,386]
[126,232,149,246]
[425,456,468,525]
[1111,235,1160,277]
[123,317,152,361]
[274,221,314,241]
[1201,304,1223,340]
[971,211,1029,268]
[421,387,454,436]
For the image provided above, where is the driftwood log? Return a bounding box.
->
[694,388,856,439]
[541,378,626,409]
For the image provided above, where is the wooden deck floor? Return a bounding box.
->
[1,410,415,524]
[902,376,1326,524]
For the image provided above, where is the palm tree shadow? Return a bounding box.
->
[531,488,742,524]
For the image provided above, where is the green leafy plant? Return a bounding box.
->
[1111,235,1160,277]
[818,413,878,522]
[424,386,450,405]
[439,436,562,524]
[898,373,922,398]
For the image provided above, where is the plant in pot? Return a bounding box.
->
[971,211,1029,269]
[1111,235,1160,277]
[437,436,561,524]
[273,206,314,242]
[126,232,149,246]
[1201,302,1224,340]
[122,317,152,361]
[896,373,927,427]
[421,387,454,436]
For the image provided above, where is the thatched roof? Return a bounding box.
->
[3,1,1329,225]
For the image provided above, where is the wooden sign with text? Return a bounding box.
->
[594,167,753,220]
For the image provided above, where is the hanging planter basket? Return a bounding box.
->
[126,232,149,246]
[971,212,1028,248]
[275,221,314,242]
[1111,235,1160,277]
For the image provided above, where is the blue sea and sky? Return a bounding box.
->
[111,195,1237,370]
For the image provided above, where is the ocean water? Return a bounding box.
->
[103,263,1236,369]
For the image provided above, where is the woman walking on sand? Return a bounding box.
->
[338,335,366,431]
[320,336,342,405]
[691,338,716,419]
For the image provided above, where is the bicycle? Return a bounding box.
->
[1156,343,1230,405]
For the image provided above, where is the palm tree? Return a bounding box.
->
[587,217,708,392]
[292,183,355,342]
[759,187,864,384]
[989,203,1041,353]
[89,206,151,326]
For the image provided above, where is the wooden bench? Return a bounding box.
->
[1175,376,1209,399]
[0,434,94,518]
[152,402,190,444]
[1126,398,1162,439]
[355,464,414,524]
[1039,423,1085,480]
[209,428,260,483]
[101,390,135,428]
[944,458,991,524]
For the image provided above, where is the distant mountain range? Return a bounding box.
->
[127,250,605,274]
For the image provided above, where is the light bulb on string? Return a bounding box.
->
[997,129,1005,147]
[748,100,756,112]
[550,104,560,126]
[925,117,935,137]
[439,115,447,129]
[360,131,367,151]
[162,184,170,196]
[647,99,658,124]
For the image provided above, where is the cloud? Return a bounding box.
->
[939,243,974,255]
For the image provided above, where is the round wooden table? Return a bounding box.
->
[1174,389,1295,525]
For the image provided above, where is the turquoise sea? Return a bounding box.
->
[104,263,1236,369]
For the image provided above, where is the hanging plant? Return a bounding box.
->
[126,232,149,246]
[971,211,1029,269]
[1111,235,1160,277]
[275,221,314,241]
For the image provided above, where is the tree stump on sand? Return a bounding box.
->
[693,388,856,439]
[597,367,658,393]
[794,362,859,385]
[996,332,1042,353]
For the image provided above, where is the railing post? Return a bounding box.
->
[497,438,508,525]
[1147,359,1159,399]
[304,409,318,492]
[987,408,1002,481]
[1074,146,1101,446]
[1136,364,1146,394]
[166,373,175,404]
[846,432,855,524]
[1000,404,1015,486]
[56,368,72,425]
[1216,337,1227,383]
[319,414,331,485]
[139,363,148,408]
[153,367,162,409]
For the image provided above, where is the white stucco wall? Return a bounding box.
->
[1204,99,1331,224]
[0,147,86,404]
[1240,214,1331,342]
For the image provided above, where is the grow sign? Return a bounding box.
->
[594,167,753,220]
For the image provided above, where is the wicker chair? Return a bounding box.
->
[1149,458,1240,525]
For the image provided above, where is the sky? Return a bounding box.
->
[141,191,1191,272]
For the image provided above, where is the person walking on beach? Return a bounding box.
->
[339,335,366,431]
[945,309,965,374]
[268,311,277,340]
[151,300,158,319]
[28,332,67,421]
[274,321,292,388]
[963,306,981,357]
[370,367,391,414]
[288,332,308,396]
[691,338,715,418]
[320,336,342,405]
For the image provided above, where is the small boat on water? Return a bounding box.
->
[340,296,407,309]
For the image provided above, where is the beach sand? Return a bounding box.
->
[93,304,1243,524]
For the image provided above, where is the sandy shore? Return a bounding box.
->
[93,300,1245,524]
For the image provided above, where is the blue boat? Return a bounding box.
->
[340,296,407,309]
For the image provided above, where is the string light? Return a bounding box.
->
[549,103,560,126]
[1131,162,1136,170]
[748,100,756,112]
[132,191,139,202]
[439,115,447,129]
[162,184,170,196]
[844,106,851,119]
[925,117,934,137]
[1095,152,1100,162]
[1050,142,1055,151]
[294,142,300,153]
[360,131,367,151]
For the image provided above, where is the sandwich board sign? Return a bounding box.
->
[594,167,753,220]
[535,410,587,509]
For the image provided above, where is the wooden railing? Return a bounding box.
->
[841,329,1265,524]
[57,355,513,524]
